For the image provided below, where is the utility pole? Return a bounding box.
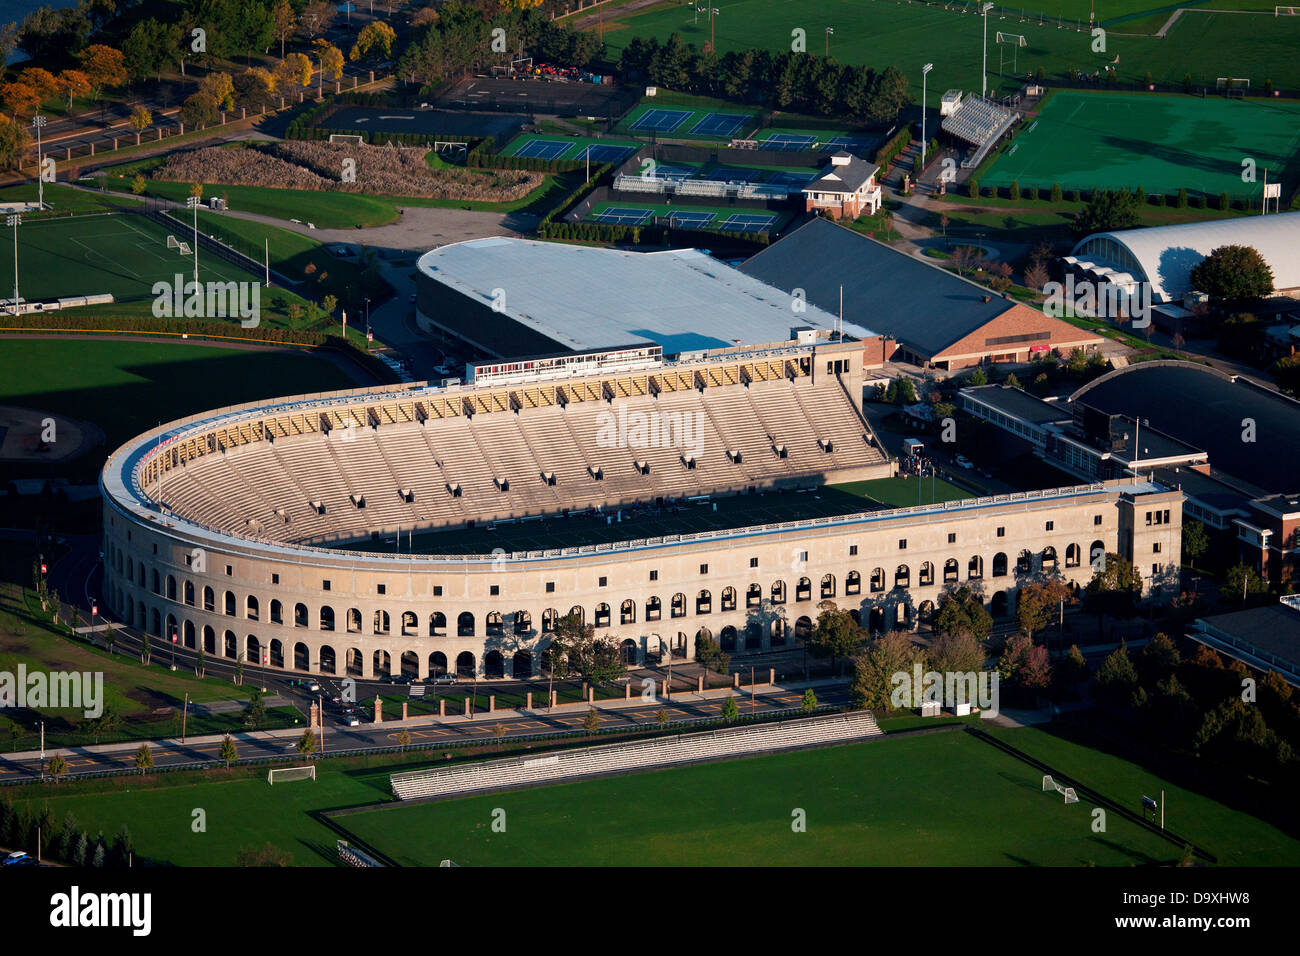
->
[186,195,200,289]
[31,115,46,210]
[181,692,189,743]
[981,3,995,97]
[7,215,20,316]
[921,63,934,168]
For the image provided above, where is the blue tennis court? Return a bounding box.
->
[769,171,815,187]
[706,166,763,182]
[514,139,573,159]
[827,136,879,152]
[629,108,692,132]
[719,213,777,233]
[691,112,750,137]
[760,133,818,151]
[573,143,636,163]
[664,210,716,228]
[590,206,654,225]
[653,163,696,181]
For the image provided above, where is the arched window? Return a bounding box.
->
[920,562,934,587]
[796,577,812,601]
[969,555,984,579]
[184,580,195,606]
[514,610,531,636]
[203,586,215,611]
[294,602,308,627]
[870,568,885,592]
[270,599,282,624]
[943,559,959,584]
[992,552,1008,577]
[223,591,236,616]
[1090,540,1106,570]
[1042,546,1058,571]
[542,608,558,633]
[246,595,260,620]
[429,611,446,636]
[486,611,504,636]
[402,611,419,636]
[166,575,177,601]
[593,604,610,627]
[347,607,361,633]
[696,590,712,614]
[645,596,661,621]
[1065,543,1081,568]
[771,581,787,604]
[320,606,335,631]
[746,583,762,607]
[621,599,636,624]
[457,612,475,637]
[895,565,910,588]
[721,587,736,612]
[820,574,836,599]
[846,571,861,595]
[1017,549,1033,574]
[671,593,686,618]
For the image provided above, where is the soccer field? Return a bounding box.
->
[335,727,1300,866]
[601,1,1300,100]
[0,213,257,305]
[980,91,1300,198]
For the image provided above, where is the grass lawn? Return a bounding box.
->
[981,91,1300,199]
[0,183,143,218]
[336,726,1300,866]
[832,475,973,507]
[0,337,357,459]
[600,1,1300,100]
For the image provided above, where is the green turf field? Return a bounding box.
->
[0,213,257,305]
[341,478,969,556]
[334,727,1300,866]
[981,91,1300,198]
[0,338,357,454]
[601,1,1300,100]
[501,132,642,159]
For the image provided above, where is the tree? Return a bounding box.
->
[1016,578,1072,641]
[127,105,151,144]
[47,753,68,781]
[1056,644,1090,690]
[275,53,313,92]
[350,20,396,63]
[110,825,133,868]
[695,634,730,676]
[72,831,89,867]
[219,735,237,768]
[968,366,988,386]
[198,72,235,112]
[233,67,278,111]
[1182,520,1209,569]
[720,694,739,722]
[998,634,1052,693]
[91,840,106,868]
[123,19,172,82]
[298,1,336,39]
[1220,563,1266,605]
[490,723,506,743]
[655,707,670,727]
[296,729,317,755]
[55,70,91,110]
[0,82,40,120]
[1272,354,1300,398]
[134,743,153,773]
[1189,245,1273,303]
[78,45,127,99]
[928,630,985,675]
[242,687,266,728]
[852,631,923,711]
[234,652,244,686]
[180,91,219,129]
[1083,552,1143,631]
[314,39,344,96]
[801,687,818,712]
[1072,188,1140,236]
[1024,261,1050,294]
[548,612,622,684]
[18,67,57,103]
[1138,632,1181,684]
[1094,641,1139,706]
[272,0,297,58]
[933,585,994,642]
[808,602,867,673]
[0,116,31,170]
[582,707,599,734]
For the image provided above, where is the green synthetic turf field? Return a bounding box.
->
[335,727,1300,866]
[980,90,1300,197]
[501,132,643,158]
[601,1,1300,100]
[0,213,257,305]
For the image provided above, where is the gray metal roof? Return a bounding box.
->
[963,385,1072,425]
[1197,603,1300,672]
[417,237,874,355]
[740,218,1016,355]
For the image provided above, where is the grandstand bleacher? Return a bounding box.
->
[389,711,883,800]
[940,94,1018,169]
[613,173,789,201]
[151,360,889,547]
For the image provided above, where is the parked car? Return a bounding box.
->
[2,851,29,866]
[433,673,458,685]
[954,454,974,469]
[341,715,360,727]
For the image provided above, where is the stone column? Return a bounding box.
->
[488,695,495,713]
[401,701,408,721]
[438,698,445,717]
[373,697,382,723]
[733,672,740,689]
[463,698,471,717]
[550,690,558,707]
[587,686,595,704]
[697,675,705,693]
[526,691,533,710]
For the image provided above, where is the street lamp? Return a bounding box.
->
[921,63,934,169]
[708,8,720,48]
[825,26,834,57]
[185,195,200,288]
[31,116,46,210]
[6,215,20,317]
[981,2,995,98]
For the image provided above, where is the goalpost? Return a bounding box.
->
[268,765,316,784]
[1275,5,1299,14]
[1042,774,1079,804]
[166,235,192,255]
[328,133,365,145]
[996,33,1027,76]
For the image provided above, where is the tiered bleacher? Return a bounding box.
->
[148,360,889,546]
[613,173,788,201]
[389,711,882,800]
[941,94,1018,169]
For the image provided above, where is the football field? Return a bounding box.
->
[980,91,1300,198]
[0,213,257,304]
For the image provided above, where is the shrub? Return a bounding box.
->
[1008,181,1020,201]
[1050,183,1062,202]
[967,178,979,199]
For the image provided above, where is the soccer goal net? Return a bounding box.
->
[1275,5,1299,15]
[268,765,316,784]
[1042,774,1079,804]
[328,133,365,145]
[167,235,192,255]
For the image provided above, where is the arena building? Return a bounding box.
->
[100,341,1182,681]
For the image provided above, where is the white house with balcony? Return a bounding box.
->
[801,151,882,220]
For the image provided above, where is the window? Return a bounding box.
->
[1152,564,1160,577]
[849,545,858,556]
[598,576,607,588]
[898,539,907,550]
[1153,542,1162,553]
[322,580,331,591]
[996,527,1005,538]
[153,544,158,554]
[947,533,956,544]
[700,563,709,574]
[750,557,759,568]
[649,570,659,581]
[225,564,233,576]
[377,584,386,595]
[798,551,808,563]
[433,585,443,596]
[546,582,555,593]
[490,584,500,596]
[1094,515,1103,525]
[271,573,279,585]
[1045,521,1054,531]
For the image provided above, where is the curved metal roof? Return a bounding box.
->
[1071,211,1300,301]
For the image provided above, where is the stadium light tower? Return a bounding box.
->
[981,2,995,97]
[825,26,834,57]
[709,8,720,48]
[921,63,934,168]
[185,195,200,288]
[31,116,46,210]
[6,215,19,317]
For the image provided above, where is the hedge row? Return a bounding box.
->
[537,163,615,232]
[961,179,1259,211]
[468,150,590,174]
[873,125,912,168]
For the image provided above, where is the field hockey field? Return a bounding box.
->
[981,90,1300,197]
[600,1,1300,100]
[0,213,257,304]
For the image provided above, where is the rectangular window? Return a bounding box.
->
[598,576,607,587]
[996,527,1005,538]
[433,585,443,597]
[750,557,759,568]
[271,573,279,585]
[546,582,555,593]
[225,564,233,576]
[490,584,500,596]
[1094,515,1103,525]
[700,563,709,574]
[947,533,956,544]
[322,580,330,591]
[377,584,386,595]
[849,545,858,556]
[1045,521,1054,531]
[1153,542,1161,553]
[649,570,659,581]
[898,539,907,550]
